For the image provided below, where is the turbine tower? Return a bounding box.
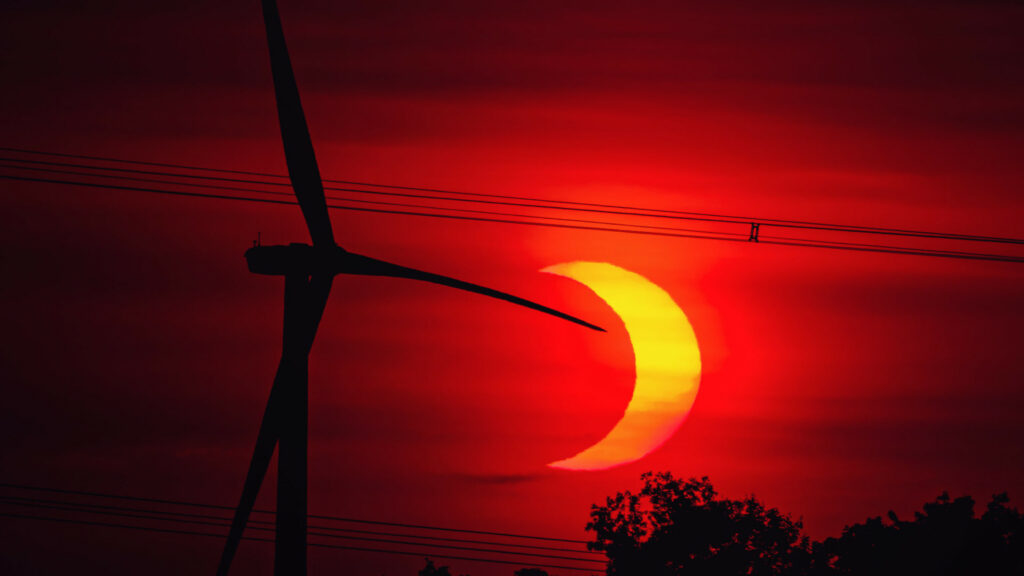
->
[216,2,603,575]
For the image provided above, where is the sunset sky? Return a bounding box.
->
[1,1,1023,574]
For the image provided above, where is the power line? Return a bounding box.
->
[0,482,591,545]
[0,512,600,573]
[0,498,602,565]
[0,495,602,557]
[0,162,748,240]
[3,150,1021,246]
[0,483,606,572]
[0,173,763,245]
[31,156,1014,263]
[0,155,829,237]
[3,172,1021,264]
[6,145,1020,246]
[0,146,293,180]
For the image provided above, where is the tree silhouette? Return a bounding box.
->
[586,472,811,575]
[418,558,454,576]
[416,477,1023,576]
[817,491,1023,575]
[417,559,547,576]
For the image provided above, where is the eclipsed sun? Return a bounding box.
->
[543,262,701,471]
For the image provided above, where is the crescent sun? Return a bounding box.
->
[542,262,701,471]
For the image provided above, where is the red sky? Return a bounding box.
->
[2,1,1023,574]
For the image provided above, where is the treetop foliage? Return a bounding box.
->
[418,473,1022,576]
[585,472,1023,576]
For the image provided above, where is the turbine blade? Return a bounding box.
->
[339,252,605,332]
[261,0,335,247]
[216,361,286,576]
[218,275,331,575]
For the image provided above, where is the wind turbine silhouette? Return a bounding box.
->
[215,2,603,575]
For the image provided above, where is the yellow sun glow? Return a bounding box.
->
[543,262,701,470]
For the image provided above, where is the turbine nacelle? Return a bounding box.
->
[245,243,344,276]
